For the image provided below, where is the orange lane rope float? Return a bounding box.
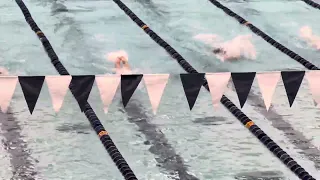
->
[243,21,251,26]
[245,121,254,128]
[141,25,148,30]
[98,130,108,138]
[35,31,43,35]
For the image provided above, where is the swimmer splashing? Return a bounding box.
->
[194,34,257,61]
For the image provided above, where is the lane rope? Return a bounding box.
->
[207,0,319,71]
[15,1,138,179]
[110,0,316,179]
[301,0,320,9]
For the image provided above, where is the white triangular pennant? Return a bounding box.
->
[205,72,231,109]
[95,75,120,113]
[46,76,71,112]
[306,70,320,108]
[256,71,280,111]
[0,76,18,113]
[143,74,169,115]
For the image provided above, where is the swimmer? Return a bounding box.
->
[299,26,320,50]
[214,35,256,61]
[115,55,131,72]
[194,34,256,61]
[106,50,132,74]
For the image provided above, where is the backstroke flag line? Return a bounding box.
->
[0,71,318,114]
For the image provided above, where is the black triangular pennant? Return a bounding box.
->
[70,75,95,112]
[180,73,205,110]
[19,76,45,114]
[281,71,305,107]
[121,74,143,107]
[231,72,256,108]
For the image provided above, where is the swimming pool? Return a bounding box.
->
[0,0,320,179]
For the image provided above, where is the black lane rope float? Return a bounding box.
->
[110,0,316,179]
[15,0,138,180]
[208,0,319,71]
[301,0,320,9]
